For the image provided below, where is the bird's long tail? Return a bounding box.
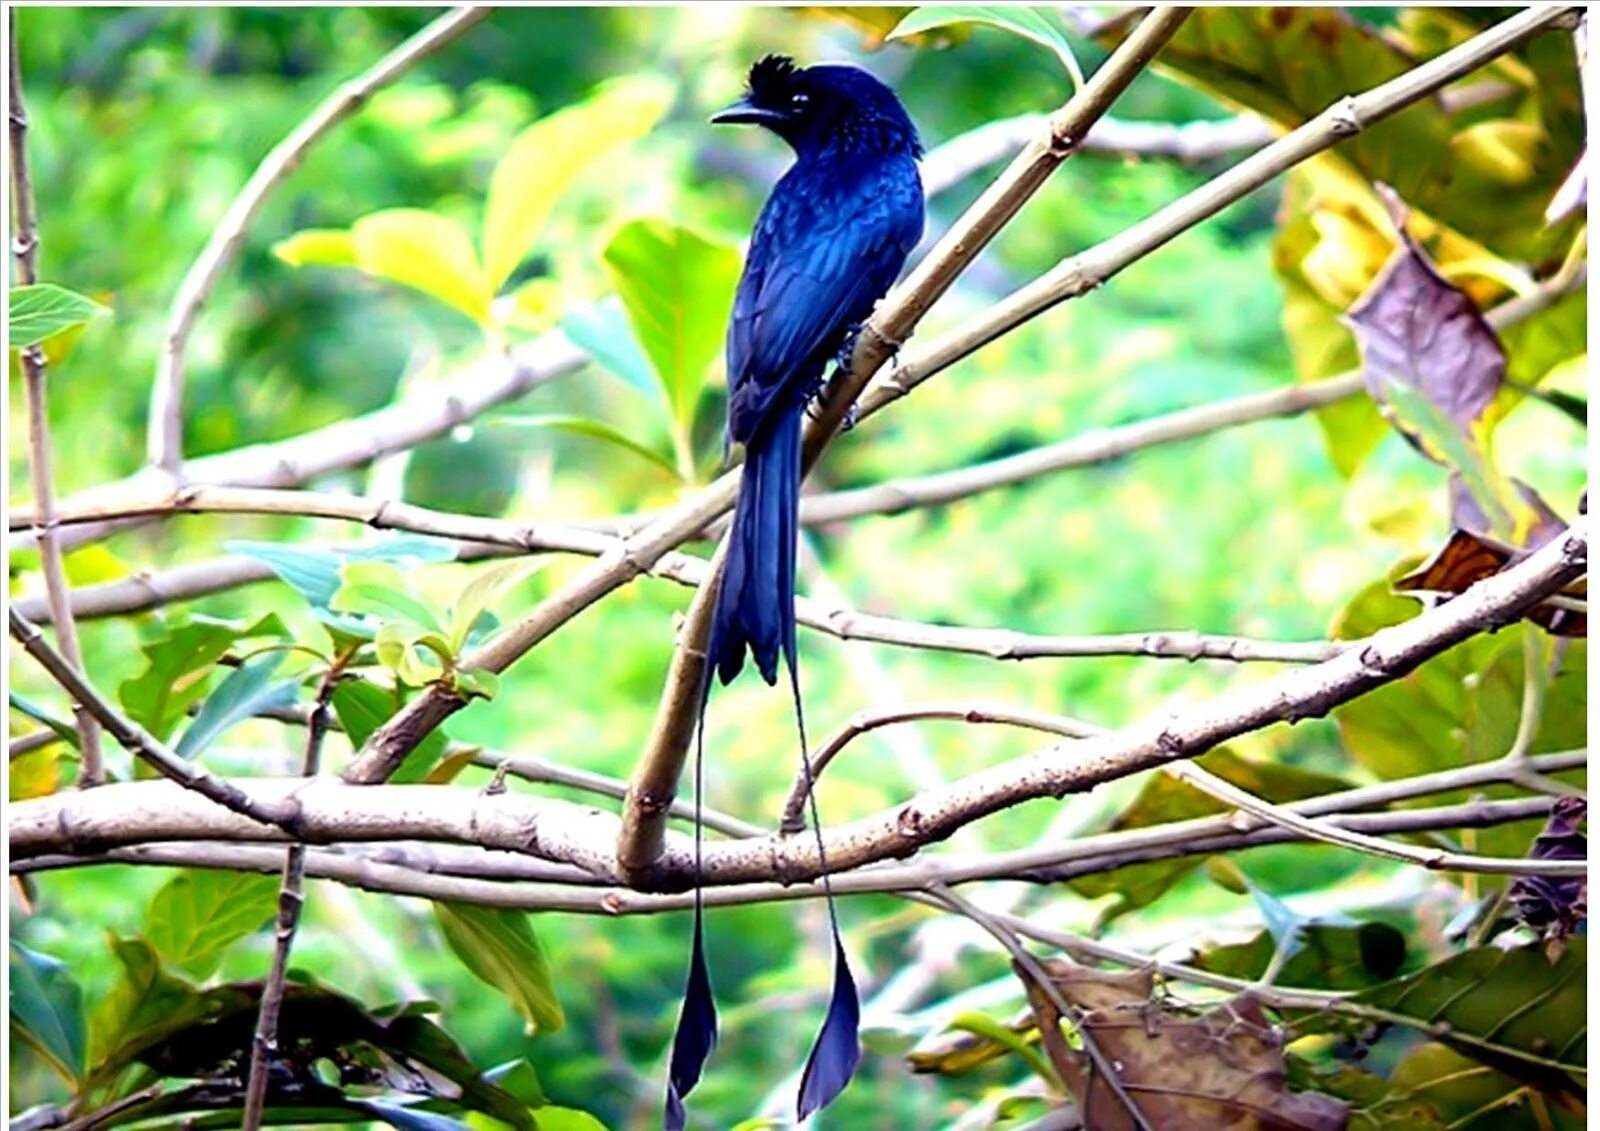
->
[666,407,861,1127]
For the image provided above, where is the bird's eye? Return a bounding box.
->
[790,92,810,110]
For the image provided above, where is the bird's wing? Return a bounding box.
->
[726,160,922,444]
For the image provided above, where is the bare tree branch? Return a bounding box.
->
[242,659,344,1131]
[9,13,105,783]
[147,6,490,473]
[12,516,1587,888]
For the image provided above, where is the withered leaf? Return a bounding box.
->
[1395,528,1586,637]
[1016,958,1349,1131]
[1508,796,1588,942]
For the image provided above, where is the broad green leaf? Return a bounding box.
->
[175,652,300,759]
[9,283,108,348]
[1312,940,1587,1086]
[226,537,457,610]
[446,559,545,654]
[375,621,452,687]
[333,560,448,634]
[352,208,491,324]
[433,902,564,1035]
[489,414,680,480]
[10,745,68,800]
[484,1058,546,1107]
[272,228,358,268]
[331,678,448,784]
[1189,922,1408,991]
[558,297,666,407]
[88,935,215,1084]
[145,870,280,978]
[482,74,674,291]
[601,218,741,436]
[118,613,287,743]
[9,941,86,1083]
[1285,1057,1449,1130]
[10,690,79,750]
[1387,1042,1583,1131]
[890,6,1083,85]
[1070,748,1351,925]
[534,1108,610,1131]
[7,317,88,380]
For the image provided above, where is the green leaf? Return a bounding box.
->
[353,1100,476,1131]
[484,1057,546,1107]
[226,537,457,610]
[333,560,448,634]
[1189,921,1408,991]
[9,941,87,1083]
[482,75,674,292]
[502,277,564,333]
[1322,940,1587,1088]
[432,902,564,1035]
[352,208,492,324]
[331,679,448,784]
[10,690,80,750]
[1387,1042,1583,1130]
[118,613,287,743]
[945,1010,1057,1086]
[489,414,680,480]
[88,935,217,1086]
[272,228,358,268]
[175,653,299,759]
[534,1108,611,1131]
[601,218,742,438]
[9,283,108,348]
[558,297,664,407]
[890,6,1083,85]
[145,870,281,979]
[375,622,452,687]
[446,559,544,654]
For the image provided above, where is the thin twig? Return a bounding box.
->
[147,6,491,472]
[241,657,345,1131]
[8,608,298,829]
[610,6,1195,882]
[9,14,105,784]
[778,701,1102,835]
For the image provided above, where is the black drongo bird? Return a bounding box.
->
[665,56,924,1129]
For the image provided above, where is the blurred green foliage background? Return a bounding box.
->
[8,7,1586,1130]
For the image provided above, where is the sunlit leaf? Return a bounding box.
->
[945,1011,1057,1085]
[227,537,457,610]
[501,276,564,333]
[602,218,741,437]
[490,413,681,480]
[432,902,564,1035]
[333,560,448,634]
[271,228,359,268]
[9,941,86,1083]
[9,283,108,348]
[352,208,492,324]
[531,1107,610,1131]
[175,652,300,759]
[890,6,1083,85]
[446,559,545,654]
[118,613,287,743]
[482,74,674,292]
[145,870,280,979]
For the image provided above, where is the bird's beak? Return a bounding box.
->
[711,98,787,127]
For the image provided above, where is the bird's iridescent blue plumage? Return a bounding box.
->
[666,56,924,1130]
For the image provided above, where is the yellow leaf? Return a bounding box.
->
[352,209,491,324]
[271,228,358,268]
[481,75,674,292]
[499,277,564,334]
[1451,119,1543,187]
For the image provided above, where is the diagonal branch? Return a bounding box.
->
[8,608,300,830]
[146,6,490,473]
[9,12,105,784]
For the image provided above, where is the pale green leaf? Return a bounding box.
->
[501,276,564,333]
[175,653,299,759]
[144,870,280,978]
[271,228,358,268]
[559,297,663,407]
[890,6,1083,85]
[433,902,564,1035]
[535,1108,610,1131]
[447,559,546,653]
[332,560,448,634]
[9,283,108,348]
[482,75,674,291]
[601,218,741,435]
[352,208,491,323]
[9,941,86,1083]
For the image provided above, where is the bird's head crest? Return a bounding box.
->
[746,54,799,107]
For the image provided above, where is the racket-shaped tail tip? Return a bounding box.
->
[796,941,862,1121]
[664,926,719,1130]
